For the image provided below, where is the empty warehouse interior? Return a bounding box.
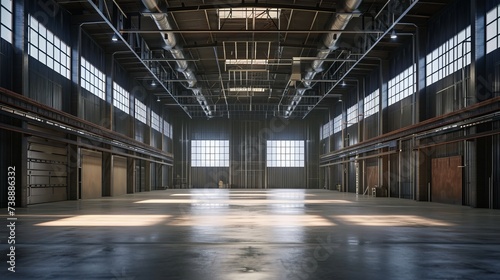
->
[1,0,500,278]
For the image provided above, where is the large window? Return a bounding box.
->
[218,8,281,19]
[333,114,342,134]
[1,0,12,43]
[135,99,147,124]
[320,119,333,140]
[163,120,172,139]
[388,64,416,106]
[364,89,379,118]
[346,104,359,127]
[81,57,105,100]
[191,140,229,167]
[151,111,161,131]
[28,15,71,79]
[267,140,304,167]
[113,82,130,113]
[487,5,500,54]
[426,26,471,85]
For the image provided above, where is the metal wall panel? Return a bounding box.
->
[29,67,63,110]
[232,121,265,189]
[174,117,318,189]
[151,130,161,149]
[423,0,471,121]
[135,160,146,192]
[192,167,230,188]
[363,115,379,140]
[162,165,170,189]
[493,123,500,209]
[114,109,132,137]
[267,168,305,189]
[0,40,13,89]
[135,121,147,143]
[80,90,106,125]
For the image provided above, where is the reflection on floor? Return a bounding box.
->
[1,189,500,279]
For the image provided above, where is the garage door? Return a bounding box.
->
[27,129,68,204]
[81,149,102,199]
[112,155,127,196]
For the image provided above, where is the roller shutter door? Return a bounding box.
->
[27,127,68,204]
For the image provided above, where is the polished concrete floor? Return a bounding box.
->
[1,189,500,279]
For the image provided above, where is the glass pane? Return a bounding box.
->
[3,9,11,27]
[486,7,497,24]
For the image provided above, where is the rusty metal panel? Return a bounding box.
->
[431,156,463,205]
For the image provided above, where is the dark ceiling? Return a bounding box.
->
[56,0,451,119]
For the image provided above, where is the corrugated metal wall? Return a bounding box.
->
[231,121,265,189]
[423,0,471,121]
[493,121,500,209]
[0,40,13,89]
[174,116,320,189]
[386,43,416,133]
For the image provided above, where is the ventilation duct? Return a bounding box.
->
[142,0,211,116]
[285,0,362,117]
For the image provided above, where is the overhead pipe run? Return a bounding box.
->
[285,0,363,118]
[85,0,192,118]
[142,0,212,117]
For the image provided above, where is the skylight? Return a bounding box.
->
[218,8,281,19]
[228,87,266,92]
[225,59,268,65]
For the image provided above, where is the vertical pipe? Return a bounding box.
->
[180,121,184,188]
[306,125,309,189]
[245,122,248,189]
[428,182,431,202]
[464,140,468,204]
[412,138,416,200]
[377,58,384,195]
[398,139,402,198]
[490,177,493,209]
[388,156,391,197]
[411,33,416,125]
[362,160,365,195]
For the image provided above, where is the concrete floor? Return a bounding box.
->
[1,189,500,280]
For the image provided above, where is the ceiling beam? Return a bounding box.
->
[147,3,341,14]
[120,29,386,34]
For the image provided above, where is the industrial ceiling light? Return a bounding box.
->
[341,80,346,86]
[151,80,157,86]
[111,33,118,42]
[157,96,160,102]
[390,29,398,39]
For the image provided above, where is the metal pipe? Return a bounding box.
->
[119,29,385,34]
[374,0,391,19]
[85,0,192,118]
[213,46,230,118]
[302,1,420,119]
[78,21,106,120]
[398,139,402,198]
[428,182,431,201]
[141,0,212,117]
[155,3,362,14]
[489,177,492,209]
[460,40,472,109]
[284,0,363,117]
[396,23,419,125]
